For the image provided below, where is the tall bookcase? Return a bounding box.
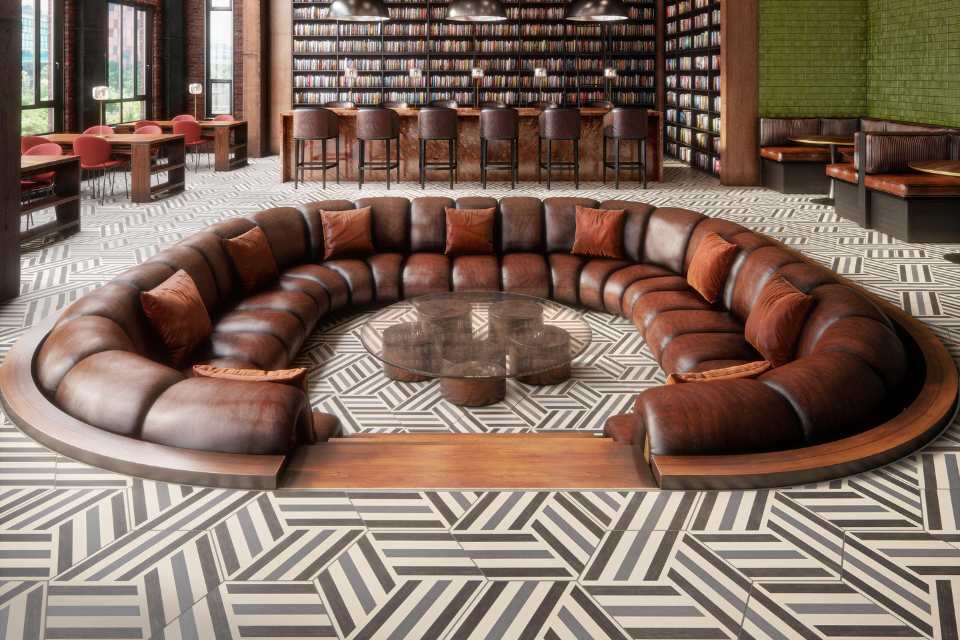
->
[291,0,657,108]
[663,0,721,176]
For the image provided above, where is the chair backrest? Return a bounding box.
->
[539,107,581,140]
[293,108,339,140]
[480,107,520,140]
[430,99,458,109]
[23,143,63,156]
[324,101,356,109]
[480,101,508,109]
[172,114,196,122]
[83,125,114,135]
[132,120,152,129]
[418,107,459,140]
[607,107,649,140]
[73,135,113,167]
[356,108,400,140]
[20,135,50,154]
[584,100,614,109]
[213,114,235,121]
[136,124,163,135]
[172,120,204,143]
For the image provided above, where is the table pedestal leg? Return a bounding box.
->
[812,144,839,207]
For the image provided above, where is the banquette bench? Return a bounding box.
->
[760,117,860,193]
[1,197,955,489]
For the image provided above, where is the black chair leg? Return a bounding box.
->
[511,138,517,190]
[546,139,552,191]
[615,138,621,190]
[574,139,580,189]
[448,139,455,190]
[321,139,327,189]
[358,140,364,189]
[602,135,607,185]
[385,139,391,189]
[640,140,647,189]
[481,139,487,189]
[396,136,401,184]
[419,140,425,189]
[537,136,542,184]
[294,140,300,189]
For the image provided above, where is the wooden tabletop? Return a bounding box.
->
[20,155,79,172]
[44,133,185,145]
[123,120,245,128]
[789,135,855,146]
[909,160,960,179]
[281,107,660,118]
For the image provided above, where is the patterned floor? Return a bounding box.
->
[1,158,959,638]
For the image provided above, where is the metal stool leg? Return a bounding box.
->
[395,136,401,184]
[385,138,391,189]
[335,136,340,184]
[574,139,580,189]
[481,139,487,189]
[448,139,455,190]
[537,136,542,184]
[546,139,552,191]
[602,135,607,185]
[615,137,621,190]
[321,139,327,189]
[511,138,517,190]
[358,140,365,189]
[294,140,300,189]
[640,140,647,189]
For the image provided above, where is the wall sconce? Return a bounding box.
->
[603,67,618,101]
[408,67,423,88]
[471,67,484,108]
[188,83,203,120]
[91,85,109,127]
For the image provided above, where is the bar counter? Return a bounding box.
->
[280,107,663,185]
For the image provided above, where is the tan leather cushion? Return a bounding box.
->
[686,232,738,303]
[223,226,280,293]
[192,364,307,387]
[666,360,771,384]
[760,146,830,163]
[864,173,960,198]
[571,206,625,259]
[826,163,857,184]
[744,274,816,367]
[140,270,212,367]
[444,207,495,255]
[320,207,375,259]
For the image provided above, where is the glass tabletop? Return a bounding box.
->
[360,292,593,380]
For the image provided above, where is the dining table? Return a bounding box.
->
[43,133,186,204]
[789,134,856,206]
[19,155,81,243]
[115,120,248,172]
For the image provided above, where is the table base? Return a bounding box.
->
[812,197,835,206]
[440,377,506,407]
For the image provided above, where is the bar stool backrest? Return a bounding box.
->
[480,101,508,109]
[325,101,356,109]
[585,100,614,109]
[539,108,582,140]
[357,108,401,141]
[480,107,520,140]
[430,99,458,109]
[382,101,408,109]
[293,108,339,141]
[418,107,459,140]
[606,107,649,140]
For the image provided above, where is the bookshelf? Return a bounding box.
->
[291,0,658,108]
[663,0,721,176]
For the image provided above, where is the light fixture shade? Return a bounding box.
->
[188,83,203,95]
[447,0,507,22]
[91,85,109,101]
[330,0,390,21]
[533,67,548,78]
[603,67,618,78]
[343,67,358,80]
[565,0,630,22]
[471,67,485,79]
[408,67,423,79]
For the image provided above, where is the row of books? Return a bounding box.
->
[293,4,655,22]
[293,89,655,107]
[294,39,656,55]
[666,91,719,111]
[665,30,721,52]
[294,22,656,39]
[664,0,712,18]
[666,54,720,71]
[293,57,658,74]
[665,74,720,91]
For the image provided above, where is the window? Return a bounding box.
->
[21,0,62,135]
[207,0,234,116]
[105,2,150,125]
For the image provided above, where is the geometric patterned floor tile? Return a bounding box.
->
[0,582,45,640]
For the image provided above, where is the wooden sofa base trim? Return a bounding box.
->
[762,158,830,194]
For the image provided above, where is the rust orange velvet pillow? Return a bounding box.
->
[571,206,626,259]
[445,207,496,255]
[744,274,816,367]
[223,226,279,293]
[687,232,738,303]
[320,207,375,260]
[140,270,212,367]
[666,360,771,385]
[192,365,308,390]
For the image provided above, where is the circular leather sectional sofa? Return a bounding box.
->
[1,196,956,489]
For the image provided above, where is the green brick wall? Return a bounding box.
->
[759,0,868,118]
[867,0,960,127]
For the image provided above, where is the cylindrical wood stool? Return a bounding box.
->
[488,300,543,344]
[511,326,572,385]
[382,321,432,383]
[439,339,506,406]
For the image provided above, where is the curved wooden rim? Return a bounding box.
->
[0,315,287,490]
[651,297,959,489]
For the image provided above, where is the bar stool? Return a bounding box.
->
[430,99,458,108]
[538,107,581,190]
[325,100,355,109]
[382,101,408,109]
[418,107,459,189]
[356,107,401,189]
[479,107,519,190]
[585,100,614,109]
[603,107,648,189]
[293,108,340,189]
[481,101,508,109]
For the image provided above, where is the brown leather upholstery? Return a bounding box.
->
[862,133,952,174]
[759,118,820,147]
[480,108,520,140]
[864,173,960,198]
[35,197,909,465]
[760,146,831,163]
[356,108,401,140]
[826,163,857,184]
[293,108,339,141]
[603,108,649,140]
[419,107,459,141]
[538,108,581,141]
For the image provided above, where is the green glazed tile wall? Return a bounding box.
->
[759,0,868,118]
[867,0,960,127]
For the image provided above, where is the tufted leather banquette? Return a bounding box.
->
[30,197,915,469]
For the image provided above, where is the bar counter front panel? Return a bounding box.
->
[281,108,664,184]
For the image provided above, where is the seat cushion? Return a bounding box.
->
[548,253,586,305]
[501,253,549,298]
[602,264,674,316]
[826,163,857,184]
[36,315,136,395]
[760,146,830,163]
[645,309,745,362]
[452,255,500,291]
[631,290,714,334]
[579,259,630,311]
[284,264,350,310]
[366,253,405,303]
[660,332,761,376]
[208,331,290,371]
[322,259,375,306]
[214,309,306,361]
[403,253,451,297]
[864,173,960,198]
[278,274,332,317]
[236,289,319,334]
[621,276,690,319]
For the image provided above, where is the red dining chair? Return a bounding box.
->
[21,135,50,154]
[132,120,154,130]
[173,120,209,170]
[20,143,64,228]
[83,125,115,135]
[213,115,234,121]
[135,124,163,134]
[172,114,196,122]
[74,134,128,203]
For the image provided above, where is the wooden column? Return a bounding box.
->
[720,0,760,186]
[0,1,19,301]
[268,0,292,155]
[242,0,269,156]
[655,0,666,114]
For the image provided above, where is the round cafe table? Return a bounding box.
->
[789,135,855,206]
[909,161,960,264]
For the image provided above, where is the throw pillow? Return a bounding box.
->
[571,206,626,259]
[686,232,739,303]
[140,270,213,367]
[744,274,816,367]
[444,207,496,255]
[223,226,280,293]
[666,360,771,385]
[320,207,375,260]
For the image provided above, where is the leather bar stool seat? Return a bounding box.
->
[418,107,459,189]
[603,107,649,189]
[292,108,340,189]
[382,101,408,109]
[538,107,582,190]
[481,101,508,109]
[479,107,520,190]
[356,107,401,189]
[325,100,355,109]
[585,100,614,109]
[430,99,458,108]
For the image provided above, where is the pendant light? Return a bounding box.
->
[329,0,390,22]
[447,0,508,22]
[565,0,630,22]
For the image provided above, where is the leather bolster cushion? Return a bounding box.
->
[760,146,830,163]
[141,378,309,454]
[635,379,804,457]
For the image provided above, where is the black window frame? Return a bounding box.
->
[205,0,234,117]
[103,1,153,125]
[21,0,64,135]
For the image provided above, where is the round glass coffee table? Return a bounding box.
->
[360,292,592,406]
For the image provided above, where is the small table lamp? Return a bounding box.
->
[471,67,484,108]
[188,83,203,119]
[533,67,548,105]
[603,67,618,102]
[92,86,109,127]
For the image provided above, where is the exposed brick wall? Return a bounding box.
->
[867,0,960,128]
[759,0,868,118]
[186,0,245,119]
